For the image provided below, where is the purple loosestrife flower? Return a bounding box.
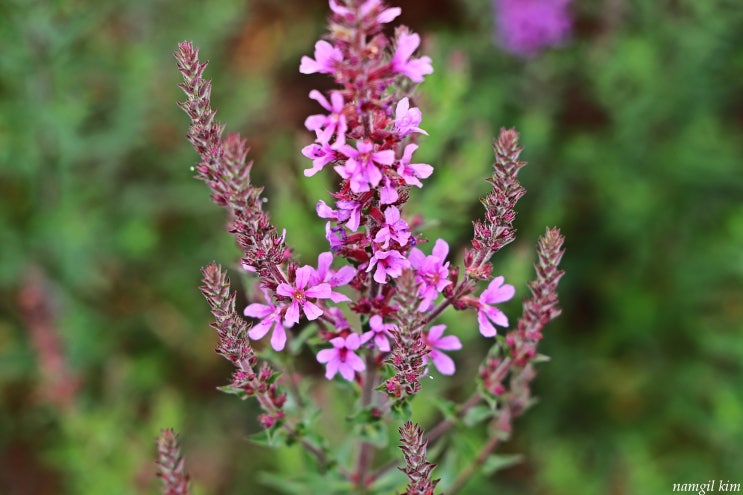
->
[335,141,395,193]
[408,238,451,311]
[244,288,292,351]
[391,29,434,83]
[374,206,410,249]
[362,315,395,352]
[310,252,354,303]
[317,198,362,232]
[300,40,343,74]
[494,0,572,57]
[477,275,515,337]
[424,324,462,375]
[302,130,338,177]
[367,249,410,283]
[304,90,348,145]
[397,144,433,188]
[317,333,366,381]
[276,266,332,326]
[394,97,428,137]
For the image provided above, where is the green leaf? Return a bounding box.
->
[463,404,494,427]
[481,453,523,476]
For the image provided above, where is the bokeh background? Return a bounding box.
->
[2,0,742,493]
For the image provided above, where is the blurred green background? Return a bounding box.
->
[1,0,742,493]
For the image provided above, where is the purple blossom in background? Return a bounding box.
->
[424,324,462,375]
[311,252,354,303]
[493,0,572,57]
[477,275,515,336]
[317,333,366,381]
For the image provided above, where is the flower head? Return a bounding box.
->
[394,97,428,137]
[374,206,410,249]
[397,143,433,188]
[317,333,366,381]
[424,324,462,375]
[366,249,410,283]
[391,30,433,83]
[362,315,396,352]
[300,40,343,74]
[310,251,355,303]
[276,266,332,326]
[336,141,395,193]
[305,90,347,145]
[477,275,515,336]
[244,288,293,351]
[408,238,451,311]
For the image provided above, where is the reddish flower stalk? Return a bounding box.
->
[155,429,191,495]
[175,42,290,290]
[199,263,286,428]
[398,421,440,495]
[465,128,527,280]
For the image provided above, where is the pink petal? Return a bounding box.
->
[345,333,362,350]
[247,319,272,340]
[316,200,337,219]
[377,6,401,23]
[302,301,324,321]
[431,350,456,375]
[338,362,355,381]
[331,266,355,286]
[427,324,446,341]
[485,307,509,328]
[325,358,340,379]
[432,238,449,260]
[372,149,395,166]
[376,334,391,352]
[478,310,497,337]
[295,266,313,289]
[317,348,336,363]
[345,351,366,372]
[276,283,294,298]
[434,335,462,351]
[270,325,287,351]
[309,89,331,111]
[244,303,272,319]
[284,302,300,326]
[305,282,331,299]
[329,290,351,303]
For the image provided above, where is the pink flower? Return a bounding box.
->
[310,251,355,303]
[366,249,410,283]
[335,141,395,193]
[276,266,332,326]
[494,0,572,57]
[362,315,395,352]
[391,30,433,83]
[408,238,451,311]
[325,222,347,251]
[316,333,366,381]
[374,206,410,249]
[300,40,343,74]
[316,199,362,232]
[424,324,462,375]
[304,90,347,145]
[397,143,433,188]
[244,288,292,351]
[379,176,398,205]
[302,132,338,177]
[394,97,428,137]
[477,275,515,337]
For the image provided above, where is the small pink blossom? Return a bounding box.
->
[494,0,572,57]
[300,40,343,75]
[276,266,332,326]
[366,249,410,283]
[316,199,362,232]
[305,90,347,145]
[424,324,462,375]
[379,176,398,205]
[302,132,338,177]
[477,275,515,337]
[408,238,451,311]
[397,143,433,188]
[394,97,428,137]
[374,206,410,249]
[336,141,395,193]
[310,251,355,303]
[361,315,395,352]
[316,333,366,381]
[244,289,292,351]
[391,30,433,83]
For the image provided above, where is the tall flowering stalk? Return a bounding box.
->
[168,0,565,492]
[155,429,191,495]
